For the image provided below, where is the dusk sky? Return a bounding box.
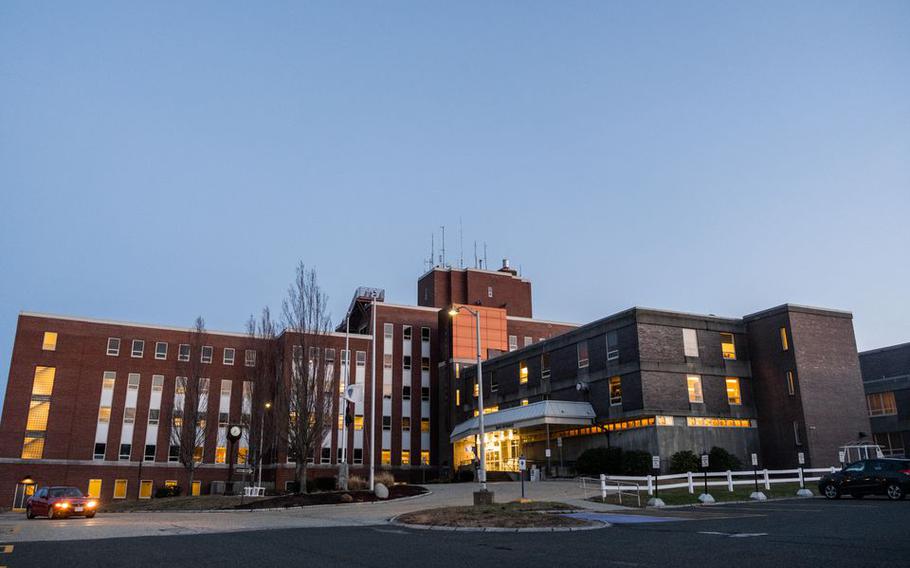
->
[1,2,908,404]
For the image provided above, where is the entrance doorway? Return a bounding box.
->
[12,480,37,512]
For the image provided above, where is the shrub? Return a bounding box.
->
[154,485,181,498]
[708,446,743,472]
[669,450,701,474]
[287,481,301,494]
[347,475,368,490]
[621,450,653,476]
[575,446,623,476]
[374,471,396,487]
[454,468,474,483]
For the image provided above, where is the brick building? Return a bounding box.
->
[860,342,910,457]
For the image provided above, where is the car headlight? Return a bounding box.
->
[56,502,70,508]
[86,500,98,508]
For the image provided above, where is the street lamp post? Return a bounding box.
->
[449,305,488,493]
[257,401,271,493]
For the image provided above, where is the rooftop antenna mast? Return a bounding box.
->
[431,233,435,268]
[483,242,488,271]
[473,241,478,269]
[459,217,464,269]
[440,225,446,268]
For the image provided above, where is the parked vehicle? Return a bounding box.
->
[819,459,910,500]
[26,486,98,519]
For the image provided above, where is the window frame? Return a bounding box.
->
[223,347,235,366]
[725,377,742,405]
[131,339,145,358]
[609,376,622,406]
[155,341,168,360]
[201,346,213,364]
[106,337,121,356]
[687,375,704,404]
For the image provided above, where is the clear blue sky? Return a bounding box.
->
[2,1,908,405]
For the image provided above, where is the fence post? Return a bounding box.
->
[687,471,694,494]
[727,470,733,492]
[763,469,770,490]
[647,475,653,496]
[600,474,606,501]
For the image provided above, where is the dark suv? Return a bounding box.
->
[819,459,910,500]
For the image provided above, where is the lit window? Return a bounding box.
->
[193,446,204,462]
[473,382,479,397]
[32,366,56,396]
[609,376,622,406]
[383,383,392,399]
[867,392,897,417]
[98,406,111,423]
[139,480,153,499]
[178,344,190,362]
[521,398,529,406]
[541,353,551,379]
[131,339,145,358]
[577,341,589,368]
[201,346,213,364]
[683,329,698,357]
[107,337,121,356]
[223,348,235,366]
[215,447,226,464]
[787,371,796,395]
[102,371,116,391]
[42,332,58,351]
[519,361,529,384]
[26,400,50,431]
[21,435,44,459]
[87,479,102,498]
[455,389,460,406]
[402,450,411,465]
[780,327,789,351]
[354,415,364,431]
[245,349,257,367]
[113,479,128,499]
[509,335,518,352]
[420,418,430,433]
[421,450,430,465]
[720,333,736,360]
[726,378,741,405]
[687,375,704,403]
[155,341,168,360]
[381,450,391,465]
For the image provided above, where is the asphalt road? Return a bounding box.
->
[6,498,910,568]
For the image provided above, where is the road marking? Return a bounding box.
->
[372,528,410,535]
[698,531,767,538]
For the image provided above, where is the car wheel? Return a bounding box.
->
[886,483,905,501]
[823,484,840,499]
[26,506,34,520]
[85,513,95,519]
[48,507,55,520]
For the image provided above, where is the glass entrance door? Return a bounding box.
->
[12,482,36,512]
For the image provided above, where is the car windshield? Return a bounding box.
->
[48,487,83,498]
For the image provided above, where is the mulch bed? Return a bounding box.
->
[235,484,427,509]
[396,502,593,529]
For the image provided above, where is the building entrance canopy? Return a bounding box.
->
[449,400,596,442]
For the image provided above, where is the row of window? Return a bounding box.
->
[105,337,256,366]
[383,324,432,342]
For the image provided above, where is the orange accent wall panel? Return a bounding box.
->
[451,304,508,361]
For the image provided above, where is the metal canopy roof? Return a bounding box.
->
[449,400,596,442]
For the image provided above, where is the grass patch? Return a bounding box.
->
[589,482,808,507]
[397,501,590,529]
[101,495,268,513]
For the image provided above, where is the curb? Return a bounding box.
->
[647,495,816,509]
[388,516,609,533]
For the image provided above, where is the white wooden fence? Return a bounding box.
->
[590,466,841,497]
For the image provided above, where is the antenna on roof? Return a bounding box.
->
[440,226,446,268]
[459,217,464,269]
[473,241,478,269]
[431,233,435,268]
[483,242,488,271]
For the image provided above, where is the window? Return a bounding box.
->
[98,406,112,423]
[541,353,551,379]
[607,330,619,361]
[455,389,460,406]
[402,385,411,400]
[94,443,106,460]
[509,335,518,352]
[155,341,168,360]
[321,447,331,464]
[524,336,532,347]
[169,445,180,462]
[152,375,164,391]
[609,376,622,406]
[420,418,430,433]
[490,373,498,391]
[26,400,50,431]
[354,448,363,464]
[102,371,116,390]
[245,349,257,367]
[148,408,160,425]
[107,337,121,356]
[32,366,55,395]
[144,445,156,461]
[119,443,132,460]
[402,417,411,431]
[403,326,412,340]
[215,446,227,464]
[354,415,364,430]
[519,361,529,384]
[383,383,392,399]
[113,479,128,499]
[123,407,136,424]
[577,341,589,368]
[473,382,479,397]
[421,450,430,465]
[867,392,897,417]
[131,339,145,358]
[201,346,213,364]
[325,348,335,362]
[381,450,391,465]
[421,327,430,342]
[139,480,153,499]
[223,348,235,366]
[402,450,411,465]
[787,371,796,395]
[384,323,394,340]
[687,375,704,403]
[793,421,802,446]
[219,412,229,426]
[383,354,392,369]
[874,432,905,457]
[726,378,741,405]
[780,327,789,351]
[403,355,412,370]
[421,357,430,372]
[356,351,366,367]
[487,286,493,298]
[21,435,44,459]
[720,333,736,360]
[682,329,698,357]
[128,373,140,390]
[87,479,102,498]
[421,387,430,401]
[42,332,58,351]
[521,398,529,406]
[178,344,190,362]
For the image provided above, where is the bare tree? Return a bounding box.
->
[170,316,210,494]
[243,308,282,489]
[280,262,334,493]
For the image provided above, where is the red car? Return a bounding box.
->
[26,486,98,519]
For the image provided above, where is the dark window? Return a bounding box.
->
[403,326,412,340]
[607,331,619,361]
[421,357,430,371]
[354,448,363,464]
[421,327,431,342]
[402,386,411,400]
[541,353,551,379]
[321,447,331,463]
[144,444,156,461]
[382,416,392,430]
[119,443,132,460]
[403,355,412,370]
[169,445,180,462]
[577,341,589,368]
[421,387,430,401]
[93,442,106,460]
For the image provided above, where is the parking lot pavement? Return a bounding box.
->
[6,497,910,568]
[0,480,624,543]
